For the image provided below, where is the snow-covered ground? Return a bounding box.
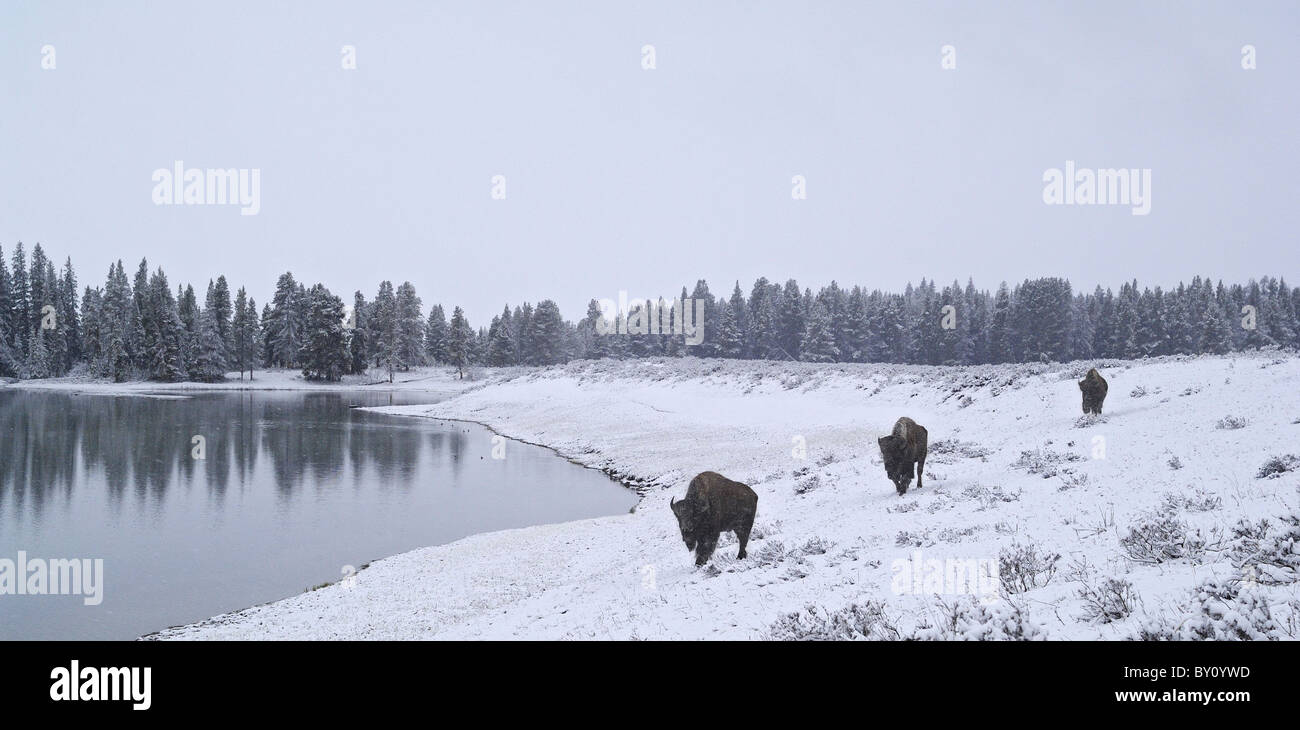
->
[139,352,1300,640]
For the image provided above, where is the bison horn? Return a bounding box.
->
[670,496,677,508]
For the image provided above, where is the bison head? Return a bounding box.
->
[670,496,704,551]
[877,435,912,494]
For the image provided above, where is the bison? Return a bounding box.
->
[877,417,928,496]
[670,471,758,567]
[1078,368,1108,415]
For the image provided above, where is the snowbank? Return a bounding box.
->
[152,353,1300,639]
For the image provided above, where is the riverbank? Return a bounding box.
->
[1,366,486,397]
[143,352,1300,640]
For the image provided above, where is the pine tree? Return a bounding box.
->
[715,297,743,358]
[145,269,186,382]
[207,275,234,360]
[79,286,103,372]
[300,284,348,381]
[191,306,227,382]
[232,287,253,379]
[349,292,368,375]
[57,257,81,371]
[178,284,199,374]
[129,258,149,368]
[9,243,30,359]
[28,244,49,342]
[531,299,566,365]
[689,280,719,358]
[424,304,448,364]
[0,245,13,375]
[394,282,424,370]
[370,280,398,381]
[23,328,52,379]
[799,299,839,362]
[447,306,472,379]
[267,272,304,367]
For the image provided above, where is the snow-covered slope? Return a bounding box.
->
[153,353,1300,640]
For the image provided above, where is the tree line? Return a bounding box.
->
[2,242,1297,382]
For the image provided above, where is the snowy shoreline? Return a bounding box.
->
[18,353,1299,640]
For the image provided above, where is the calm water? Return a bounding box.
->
[0,389,638,640]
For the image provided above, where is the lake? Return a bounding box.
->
[0,388,639,640]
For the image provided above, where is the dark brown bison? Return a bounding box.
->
[670,471,758,567]
[1078,368,1108,415]
[877,417,928,496]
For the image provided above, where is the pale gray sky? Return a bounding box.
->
[2,1,1296,324]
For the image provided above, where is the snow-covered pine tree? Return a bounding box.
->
[205,276,232,361]
[232,287,252,379]
[369,280,397,380]
[394,282,424,370]
[299,283,348,381]
[191,306,227,382]
[715,295,744,358]
[178,284,199,374]
[531,299,566,365]
[447,306,472,379]
[349,292,368,375]
[23,328,52,379]
[268,272,304,367]
[58,257,81,370]
[424,303,448,364]
[143,269,186,381]
[0,245,13,375]
[9,243,30,360]
[689,280,719,358]
[799,298,839,363]
[129,258,149,368]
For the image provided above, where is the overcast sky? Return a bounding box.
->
[2,1,1296,324]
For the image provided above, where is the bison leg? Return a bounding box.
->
[694,534,718,566]
[735,522,752,560]
[915,455,925,490]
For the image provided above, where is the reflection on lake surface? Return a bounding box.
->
[0,389,638,640]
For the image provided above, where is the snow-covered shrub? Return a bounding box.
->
[1256,454,1300,479]
[998,542,1061,594]
[794,536,832,557]
[1230,514,1299,585]
[1129,385,1148,398]
[1161,488,1221,513]
[928,438,992,461]
[750,519,782,540]
[1011,448,1083,478]
[895,530,930,548]
[938,525,983,543]
[888,500,919,513]
[794,473,821,495]
[1167,454,1183,470]
[1130,580,1287,641]
[1216,415,1248,430]
[1056,471,1089,491]
[1118,510,1219,565]
[1077,577,1141,624]
[765,601,902,641]
[1073,414,1107,429]
[961,484,1019,510]
[911,596,1046,641]
[753,540,791,567]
